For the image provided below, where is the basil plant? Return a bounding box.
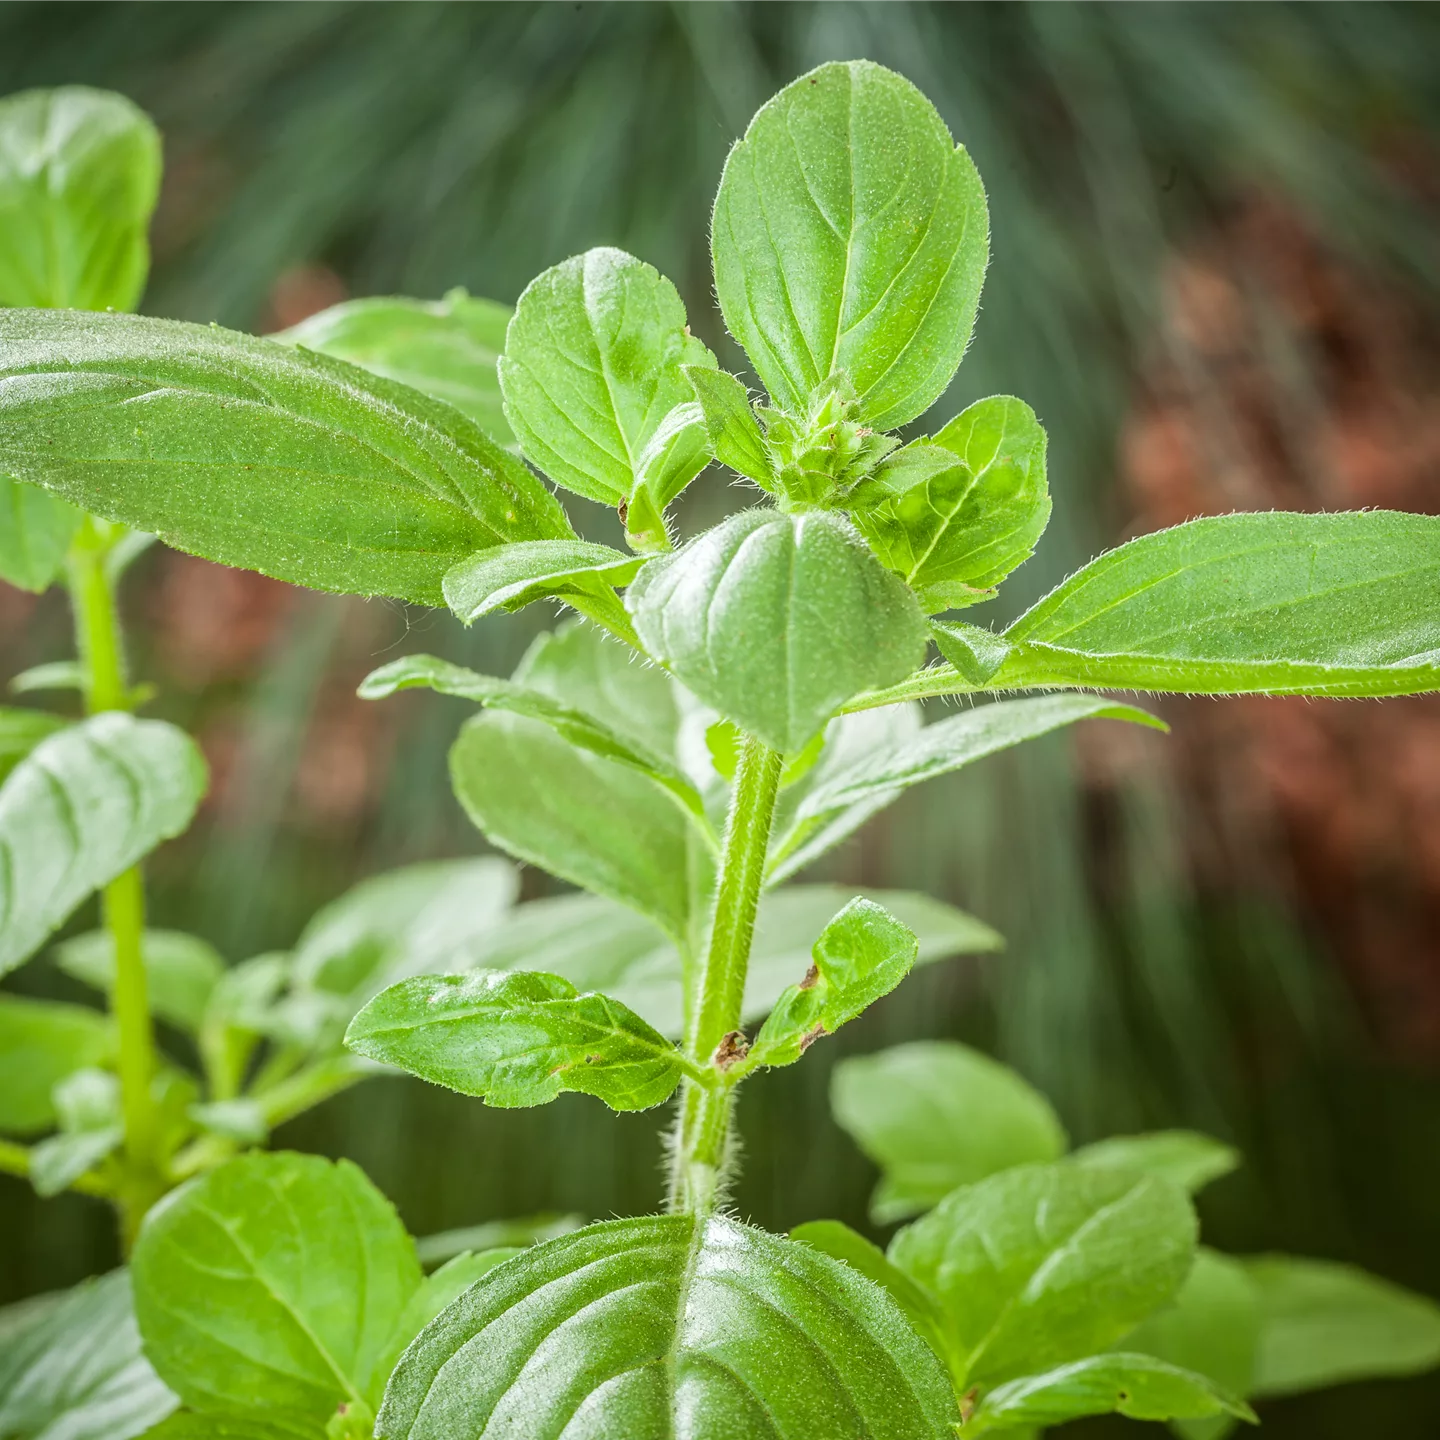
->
[2,60,1439,1440]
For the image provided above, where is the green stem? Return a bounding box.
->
[670,734,784,1215]
[66,517,161,1247]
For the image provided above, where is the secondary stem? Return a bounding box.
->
[66,518,162,1247]
[671,734,783,1215]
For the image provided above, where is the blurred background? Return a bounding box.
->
[2,4,1439,1433]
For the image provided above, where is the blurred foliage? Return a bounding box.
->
[2,5,1440,1433]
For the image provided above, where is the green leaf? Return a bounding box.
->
[132,1152,422,1420]
[889,1161,1197,1387]
[0,476,83,594]
[413,1215,586,1269]
[28,1066,124,1195]
[140,1415,323,1440]
[0,1270,177,1440]
[1072,1130,1241,1195]
[9,662,84,695]
[1244,1254,1440,1398]
[711,60,988,430]
[281,289,513,442]
[344,969,693,1112]
[198,953,291,1100]
[786,694,1163,844]
[0,310,572,606]
[628,508,928,753]
[851,397,1050,612]
[996,511,1440,697]
[0,706,68,783]
[449,711,707,946]
[0,994,114,1135]
[967,1353,1256,1434]
[53,929,225,1033]
[746,899,917,1069]
[498,246,716,505]
[831,1040,1067,1224]
[0,87,161,311]
[377,1215,957,1440]
[790,1220,958,1385]
[361,654,704,820]
[930,619,1011,685]
[187,1099,269,1146]
[440,539,641,638]
[625,401,714,553]
[0,713,207,976]
[683,365,777,489]
[1125,1248,1261,1440]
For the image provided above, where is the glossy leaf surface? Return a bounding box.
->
[0,311,571,606]
[0,995,114,1135]
[54,929,224,1033]
[377,1214,956,1440]
[0,477,81,594]
[0,86,160,311]
[889,1161,1196,1387]
[996,511,1440,697]
[132,1153,422,1421]
[1071,1130,1240,1195]
[345,969,691,1112]
[712,61,988,429]
[629,508,928,753]
[0,714,206,977]
[282,289,512,441]
[0,1270,176,1440]
[831,1040,1066,1222]
[499,246,714,504]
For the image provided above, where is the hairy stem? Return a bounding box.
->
[671,734,783,1215]
[66,517,161,1248]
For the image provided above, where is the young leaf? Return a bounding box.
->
[1071,1130,1241,1194]
[0,994,114,1135]
[441,539,641,639]
[0,714,207,977]
[344,969,693,1112]
[53,929,225,1033]
[966,1354,1256,1434]
[281,289,513,442]
[683,365,777,489]
[0,310,572,606]
[364,653,706,822]
[711,60,988,430]
[377,1215,957,1440]
[930,619,1012,685]
[131,1152,422,1420]
[850,397,1050,612]
[625,401,713,551]
[831,1040,1067,1223]
[628,508,928,754]
[746,899,918,1069]
[0,1270,177,1440]
[889,1161,1197,1388]
[996,511,1440,697]
[413,1215,585,1270]
[0,475,82,593]
[198,953,291,1100]
[0,705,68,783]
[1243,1254,1440,1398]
[498,246,716,505]
[27,1068,124,1196]
[449,711,708,946]
[0,86,161,311]
[9,661,85,695]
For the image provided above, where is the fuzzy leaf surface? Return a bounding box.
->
[345,969,690,1111]
[995,511,1440,696]
[131,1153,422,1420]
[629,508,928,753]
[281,290,512,442]
[831,1040,1067,1223]
[712,60,988,429]
[0,310,571,605]
[376,1214,956,1440]
[499,246,715,504]
[684,365,776,489]
[54,929,224,1033]
[0,1270,177,1440]
[0,714,206,977]
[1071,1131,1241,1195]
[889,1161,1196,1388]
[440,539,640,631]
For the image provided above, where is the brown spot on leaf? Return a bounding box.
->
[712,1030,750,1070]
[799,1023,827,1052]
[797,963,820,991]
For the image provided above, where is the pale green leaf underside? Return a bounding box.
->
[712,60,989,431]
[0,713,207,977]
[377,1214,957,1440]
[0,1269,177,1440]
[0,310,572,606]
[281,289,513,443]
[0,475,83,593]
[0,994,115,1135]
[54,928,225,1032]
[831,1040,1067,1223]
[132,1153,422,1421]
